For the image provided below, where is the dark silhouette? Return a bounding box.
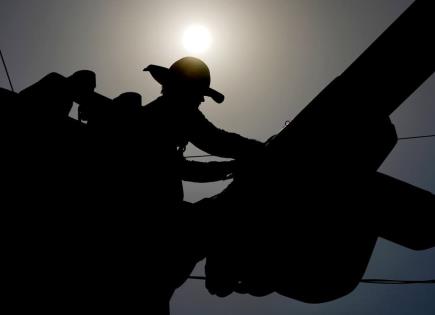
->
[2,58,263,314]
[78,58,263,313]
[1,0,435,314]
[140,57,264,202]
[201,0,435,303]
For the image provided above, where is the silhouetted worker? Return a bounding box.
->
[142,57,263,203]
[1,61,261,313]
[138,57,264,313]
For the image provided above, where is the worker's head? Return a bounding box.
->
[144,57,224,110]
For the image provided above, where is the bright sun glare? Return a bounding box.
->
[183,25,212,54]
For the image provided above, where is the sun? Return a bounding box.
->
[183,25,212,54]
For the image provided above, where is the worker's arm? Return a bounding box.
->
[188,111,264,159]
[181,160,236,182]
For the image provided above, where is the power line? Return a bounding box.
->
[398,134,435,140]
[185,134,435,159]
[0,49,15,92]
[188,275,435,285]
[360,279,435,285]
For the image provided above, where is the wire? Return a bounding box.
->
[184,134,435,159]
[0,49,15,92]
[189,276,207,280]
[1,47,433,154]
[398,134,435,140]
[360,279,435,285]
[188,275,435,285]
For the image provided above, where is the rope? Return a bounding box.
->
[188,275,435,285]
[0,49,15,92]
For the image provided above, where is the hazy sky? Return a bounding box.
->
[1,1,434,314]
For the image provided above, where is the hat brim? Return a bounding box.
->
[143,65,224,104]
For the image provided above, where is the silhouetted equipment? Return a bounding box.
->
[1,63,254,314]
[1,69,175,313]
[201,0,435,303]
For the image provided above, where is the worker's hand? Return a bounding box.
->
[231,141,267,180]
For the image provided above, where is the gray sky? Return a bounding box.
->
[1,1,434,314]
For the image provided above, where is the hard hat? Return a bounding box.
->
[143,57,224,103]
